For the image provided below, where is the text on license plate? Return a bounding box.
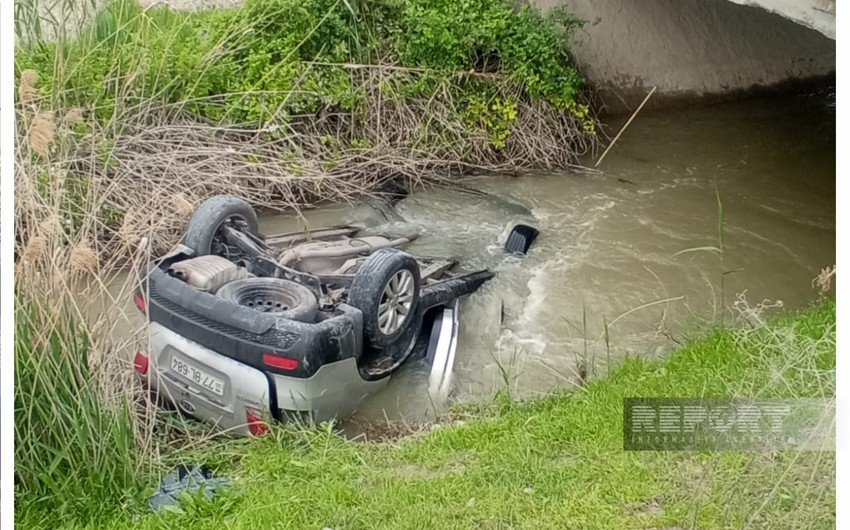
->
[170,357,225,396]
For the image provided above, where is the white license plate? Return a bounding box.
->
[170,356,225,396]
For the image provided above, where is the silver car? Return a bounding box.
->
[134,196,494,435]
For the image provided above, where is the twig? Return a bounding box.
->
[594,86,656,168]
[599,295,685,339]
[301,61,508,80]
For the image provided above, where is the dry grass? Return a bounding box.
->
[813,265,836,295]
[28,111,55,155]
[19,68,39,102]
[16,65,597,265]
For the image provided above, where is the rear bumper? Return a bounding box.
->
[145,322,271,436]
[143,322,387,432]
[271,361,388,422]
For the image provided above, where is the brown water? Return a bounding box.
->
[107,89,836,424]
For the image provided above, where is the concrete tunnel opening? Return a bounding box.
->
[529,0,835,114]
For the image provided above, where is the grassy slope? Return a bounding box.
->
[77,300,835,530]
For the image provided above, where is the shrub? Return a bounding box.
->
[16,0,591,130]
[397,0,584,104]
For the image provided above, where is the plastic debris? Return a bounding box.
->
[147,465,229,511]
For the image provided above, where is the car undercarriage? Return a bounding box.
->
[135,195,498,434]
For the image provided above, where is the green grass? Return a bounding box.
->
[15,286,144,526]
[24,299,835,529]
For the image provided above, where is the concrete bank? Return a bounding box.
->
[530,0,835,113]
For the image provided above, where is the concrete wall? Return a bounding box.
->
[728,0,834,39]
[530,0,835,113]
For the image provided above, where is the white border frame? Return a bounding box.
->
[0,3,843,529]
[834,2,846,526]
[2,0,17,524]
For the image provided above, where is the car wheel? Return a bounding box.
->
[347,248,421,350]
[182,195,260,256]
[216,278,318,323]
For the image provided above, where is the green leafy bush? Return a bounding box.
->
[16,0,591,145]
[461,91,518,149]
[396,0,583,104]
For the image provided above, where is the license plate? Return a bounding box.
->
[170,356,225,396]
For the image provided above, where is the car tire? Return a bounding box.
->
[347,248,421,350]
[182,195,260,256]
[216,278,318,323]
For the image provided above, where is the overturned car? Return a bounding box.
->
[134,195,495,435]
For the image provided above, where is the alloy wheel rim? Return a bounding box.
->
[378,269,414,335]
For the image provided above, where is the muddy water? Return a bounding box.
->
[108,89,836,425]
[265,90,835,423]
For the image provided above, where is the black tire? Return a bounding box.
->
[216,278,318,322]
[182,196,260,256]
[347,248,421,350]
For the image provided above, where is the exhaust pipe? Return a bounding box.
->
[277,234,419,267]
